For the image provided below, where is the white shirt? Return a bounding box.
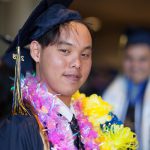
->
[55,96,75,122]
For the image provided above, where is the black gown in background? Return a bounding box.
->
[0,115,43,150]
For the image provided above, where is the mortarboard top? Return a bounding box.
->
[3,0,81,74]
[122,27,150,48]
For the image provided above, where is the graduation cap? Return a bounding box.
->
[3,0,81,74]
[2,0,81,115]
[119,27,150,48]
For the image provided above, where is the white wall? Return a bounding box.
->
[0,0,38,55]
[3,0,38,36]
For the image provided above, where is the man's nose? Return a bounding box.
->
[71,56,81,69]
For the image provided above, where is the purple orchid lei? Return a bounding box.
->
[21,73,99,150]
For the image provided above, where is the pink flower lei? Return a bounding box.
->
[21,73,99,150]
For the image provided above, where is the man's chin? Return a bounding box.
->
[131,77,146,84]
[65,90,78,96]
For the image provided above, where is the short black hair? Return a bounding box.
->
[37,20,93,48]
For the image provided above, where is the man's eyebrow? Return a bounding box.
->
[57,41,92,50]
[57,41,73,46]
[84,46,92,50]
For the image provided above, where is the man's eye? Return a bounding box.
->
[59,49,70,54]
[81,53,90,58]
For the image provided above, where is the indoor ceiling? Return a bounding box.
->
[71,0,150,26]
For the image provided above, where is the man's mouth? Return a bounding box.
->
[63,73,81,82]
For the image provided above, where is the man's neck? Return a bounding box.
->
[58,95,71,107]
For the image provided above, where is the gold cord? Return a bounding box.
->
[12,46,28,115]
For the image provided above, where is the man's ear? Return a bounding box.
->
[30,41,41,62]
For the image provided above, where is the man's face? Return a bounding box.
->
[33,21,92,97]
[123,44,150,83]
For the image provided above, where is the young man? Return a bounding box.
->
[103,28,150,150]
[1,0,138,150]
[30,21,92,107]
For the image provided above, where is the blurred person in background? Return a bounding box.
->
[103,27,150,150]
[81,67,118,96]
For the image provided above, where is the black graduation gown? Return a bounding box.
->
[0,114,84,150]
[0,115,43,150]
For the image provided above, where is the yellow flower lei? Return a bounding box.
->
[72,91,138,150]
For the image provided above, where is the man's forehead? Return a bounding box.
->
[58,23,91,44]
[57,41,73,46]
[126,44,150,53]
[60,21,89,36]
